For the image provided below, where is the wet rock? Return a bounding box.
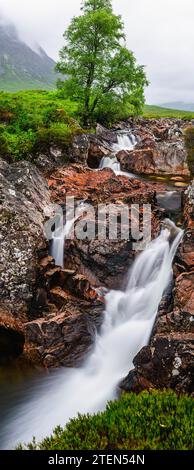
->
[34,146,68,173]
[117,142,189,177]
[87,135,112,169]
[69,132,113,169]
[0,159,51,318]
[154,141,189,176]
[24,299,103,367]
[116,118,190,177]
[117,148,156,175]
[96,124,118,144]
[69,134,89,165]
[129,334,194,394]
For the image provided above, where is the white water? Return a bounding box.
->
[99,155,121,172]
[0,222,183,450]
[99,132,138,177]
[51,203,89,268]
[113,133,137,152]
[51,219,74,268]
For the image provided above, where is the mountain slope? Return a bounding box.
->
[0,23,57,91]
[143,104,194,119]
[160,102,194,112]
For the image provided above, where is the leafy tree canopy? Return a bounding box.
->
[57,0,148,125]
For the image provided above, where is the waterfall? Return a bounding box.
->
[51,203,89,268]
[0,222,183,450]
[99,131,138,177]
[99,156,121,172]
[51,219,74,268]
[113,133,137,152]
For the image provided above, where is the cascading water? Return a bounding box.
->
[51,203,89,268]
[113,132,137,152]
[51,219,74,268]
[0,221,183,449]
[99,132,138,178]
[99,155,121,172]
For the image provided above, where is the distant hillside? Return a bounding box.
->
[0,22,57,91]
[160,102,194,112]
[144,104,194,119]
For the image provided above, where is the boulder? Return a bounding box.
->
[96,124,118,144]
[24,300,103,368]
[87,134,113,169]
[117,142,190,177]
[69,134,89,165]
[121,334,194,394]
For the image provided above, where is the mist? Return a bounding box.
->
[0,0,194,104]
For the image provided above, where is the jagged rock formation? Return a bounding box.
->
[0,118,193,384]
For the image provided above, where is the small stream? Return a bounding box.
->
[0,130,188,449]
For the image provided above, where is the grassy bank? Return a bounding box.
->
[0,90,81,161]
[1,90,194,162]
[21,391,194,450]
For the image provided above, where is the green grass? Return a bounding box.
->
[143,104,194,119]
[0,90,82,161]
[1,91,194,162]
[20,391,194,451]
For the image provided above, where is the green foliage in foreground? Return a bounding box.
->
[184,126,194,175]
[22,391,194,450]
[0,90,82,161]
[143,104,194,119]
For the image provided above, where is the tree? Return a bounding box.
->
[56,0,148,125]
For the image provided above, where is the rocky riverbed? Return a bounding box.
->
[0,117,193,392]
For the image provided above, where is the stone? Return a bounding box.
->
[69,134,89,165]
[96,124,118,144]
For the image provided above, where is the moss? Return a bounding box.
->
[21,390,194,450]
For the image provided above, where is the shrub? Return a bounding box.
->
[0,91,83,161]
[23,391,194,450]
[0,126,11,158]
[35,123,75,152]
[184,126,194,175]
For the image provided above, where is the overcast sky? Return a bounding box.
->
[0,0,194,104]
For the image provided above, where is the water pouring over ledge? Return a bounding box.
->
[99,132,138,178]
[113,132,138,152]
[0,221,183,449]
[51,202,90,268]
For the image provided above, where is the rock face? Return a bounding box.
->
[1,117,193,373]
[0,159,52,363]
[48,165,161,289]
[116,119,190,177]
[0,159,50,317]
[0,159,105,367]
[121,180,194,394]
[24,164,161,367]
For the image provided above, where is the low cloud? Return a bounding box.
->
[0,0,194,104]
